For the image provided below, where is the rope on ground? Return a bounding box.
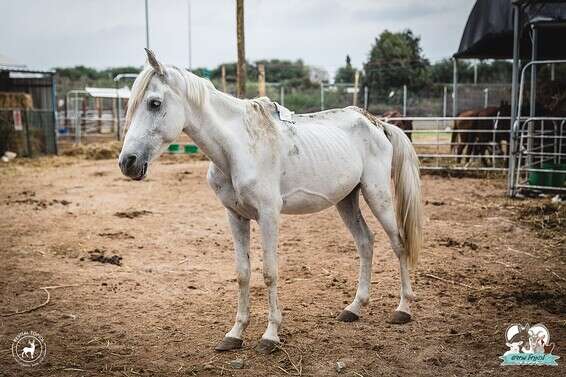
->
[0,284,85,317]
[421,273,485,290]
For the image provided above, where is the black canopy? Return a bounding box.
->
[454,0,566,59]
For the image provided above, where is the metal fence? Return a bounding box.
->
[379,116,513,172]
[57,109,122,145]
[0,109,57,157]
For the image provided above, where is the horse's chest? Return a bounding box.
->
[208,169,258,220]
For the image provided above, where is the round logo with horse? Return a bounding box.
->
[12,331,47,367]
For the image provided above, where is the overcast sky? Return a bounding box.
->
[1,0,475,77]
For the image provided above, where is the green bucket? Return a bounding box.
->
[184,144,199,154]
[168,144,180,153]
[528,163,566,187]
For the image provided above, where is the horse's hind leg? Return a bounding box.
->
[336,187,374,322]
[361,160,415,324]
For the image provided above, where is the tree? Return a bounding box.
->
[335,55,356,83]
[254,59,309,84]
[429,59,512,84]
[363,30,430,95]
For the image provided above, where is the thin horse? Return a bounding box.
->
[451,102,511,167]
[119,49,423,353]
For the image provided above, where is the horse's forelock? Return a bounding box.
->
[125,67,156,129]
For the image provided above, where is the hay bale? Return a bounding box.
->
[0,92,33,109]
[62,141,122,160]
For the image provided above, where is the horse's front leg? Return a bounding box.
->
[255,206,282,354]
[215,209,251,351]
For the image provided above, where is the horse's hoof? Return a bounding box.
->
[254,338,279,354]
[388,310,412,324]
[337,309,359,322]
[215,336,243,352]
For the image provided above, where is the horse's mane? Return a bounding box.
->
[125,66,213,128]
[126,65,276,138]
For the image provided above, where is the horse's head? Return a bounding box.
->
[119,49,192,180]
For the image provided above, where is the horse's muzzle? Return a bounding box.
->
[119,153,148,180]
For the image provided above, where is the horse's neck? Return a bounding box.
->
[183,88,249,174]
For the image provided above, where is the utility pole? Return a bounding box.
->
[187,0,192,70]
[145,0,150,49]
[236,0,246,98]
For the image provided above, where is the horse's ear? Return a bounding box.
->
[145,48,164,76]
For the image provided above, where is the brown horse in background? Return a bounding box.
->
[451,102,511,166]
[382,111,413,142]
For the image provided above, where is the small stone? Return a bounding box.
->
[230,358,245,369]
[203,363,214,371]
[335,361,346,373]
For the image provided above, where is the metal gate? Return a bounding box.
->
[508,60,566,196]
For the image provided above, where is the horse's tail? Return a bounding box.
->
[382,121,423,269]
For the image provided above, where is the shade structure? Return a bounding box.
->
[454,0,566,60]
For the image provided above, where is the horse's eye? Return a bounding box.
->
[148,99,161,111]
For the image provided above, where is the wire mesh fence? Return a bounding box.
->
[0,109,57,157]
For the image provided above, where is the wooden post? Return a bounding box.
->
[64,98,68,126]
[96,97,102,129]
[258,64,266,97]
[221,64,227,93]
[81,96,87,127]
[353,70,359,106]
[236,0,246,98]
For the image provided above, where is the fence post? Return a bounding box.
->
[75,92,81,144]
[452,58,458,117]
[320,82,325,111]
[221,64,227,93]
[51,74,58,155]
[474,61,478,84]
[527,25,538,170]
[353,70,359,106]
[403,85,407,116]
[24,110,32,157]
[443,86,447,129]
[258,64,266,97]
[442,86,447,118]
[116,90,121,141]
[508,2,521,196]
[484,88,489,108]
[363,86,368,110]
[280,85,285,106]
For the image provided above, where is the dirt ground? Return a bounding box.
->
[0,155,564,377]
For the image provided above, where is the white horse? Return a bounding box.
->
[119,49,423,353]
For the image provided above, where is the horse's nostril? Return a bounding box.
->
[125,155,137,169]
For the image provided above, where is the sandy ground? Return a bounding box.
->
[0,155,564,377]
